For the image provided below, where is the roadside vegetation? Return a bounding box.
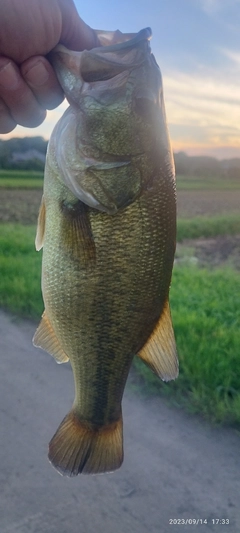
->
[177,174,240,191]
[0,169,43,188]
[177,214,240,241]
[134,265,240,426]
[0,170,240,427]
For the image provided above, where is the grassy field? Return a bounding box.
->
[0,178,43,188]
[134,265,240,425]
[177,214,240,241]
[0,171,240,427]
[0,170,43,188]
[0,170,43,179]
[0,224,42,317]
[176,174,240,190]
[1,171,239,191]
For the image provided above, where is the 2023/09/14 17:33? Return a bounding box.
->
[168,518,230,525]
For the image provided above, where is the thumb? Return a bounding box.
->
[59,0,99,50]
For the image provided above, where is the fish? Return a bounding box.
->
[33,27,178,476]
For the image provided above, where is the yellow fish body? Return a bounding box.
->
[33,28,178,476]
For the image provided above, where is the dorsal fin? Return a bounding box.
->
[33,311,69,364]
[138,300,178,381]
[35,196,46,251]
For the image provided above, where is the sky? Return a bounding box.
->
[1,0,240,159]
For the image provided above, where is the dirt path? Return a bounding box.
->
[176,234,240,269]
[0,310,239,533]
[177,189,240,218]
[1,188,240,224]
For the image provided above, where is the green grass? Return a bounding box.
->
[134,265,240,426]
[0,178,44,188]
[0,169,43,179]
[0,170,240,191]
[0,224,43,317]
[0,170,43,188]
[177,174,240,190]
[177,214,240,241]
[0,222,240,427]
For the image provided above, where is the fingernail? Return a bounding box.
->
[0,62,19,90]
[24,60,49,86]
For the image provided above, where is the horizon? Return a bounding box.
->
[1,133,240,162]
[0,0,239,159]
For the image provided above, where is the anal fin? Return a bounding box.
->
[138,300,178,381]
[33,311,69,364]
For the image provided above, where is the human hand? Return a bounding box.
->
[0,0,97,133]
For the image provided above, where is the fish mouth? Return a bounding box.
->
[93,27,152,51]
[49,27,152,64]
[48,27,153,88]
[47,27,157,114]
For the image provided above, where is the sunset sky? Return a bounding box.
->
[1,0,239,159]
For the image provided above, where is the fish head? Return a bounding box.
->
[47,28,174,213]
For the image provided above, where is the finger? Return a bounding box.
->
[59,0,99,50]
[0,97,17,133]
[21,56,64,110]
[0,57,46,128]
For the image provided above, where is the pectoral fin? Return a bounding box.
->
[35,196,46,251]
[138,300,178,381]
[61,200,96,267]
[33,311,69,364]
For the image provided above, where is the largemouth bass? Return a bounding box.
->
[33,27,178,476]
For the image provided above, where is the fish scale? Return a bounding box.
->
[33,27,178,475]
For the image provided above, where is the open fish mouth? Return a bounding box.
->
[94,27,152,49]
[48,27,155,100]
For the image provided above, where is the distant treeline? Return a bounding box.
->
[0,137,240,178]
[174,151,240,179]
[0,137,48,171]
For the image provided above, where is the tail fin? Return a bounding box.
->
[48,410,123,476]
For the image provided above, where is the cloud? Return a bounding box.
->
[199,0,240,14]
[163,69,240,155]
[221,48,240,67]
[199,0,218,14]
[1,62,239,159]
